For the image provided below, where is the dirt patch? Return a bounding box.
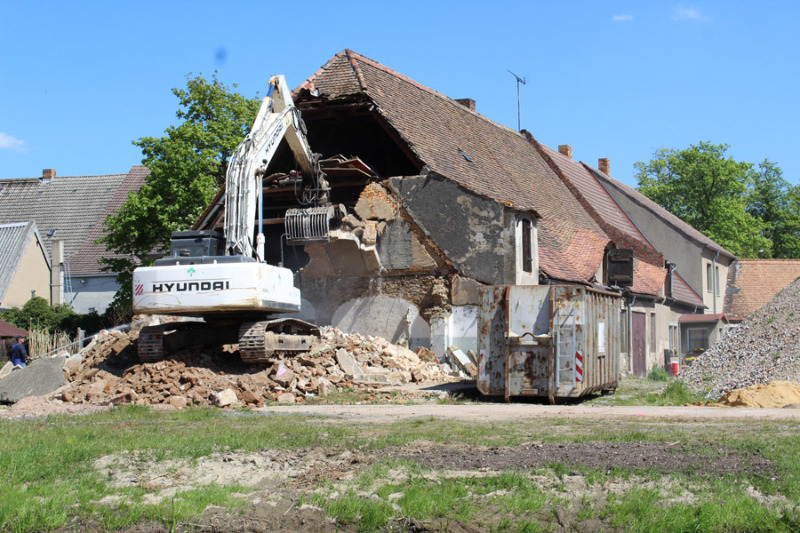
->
[93,448,370,504]
[377,441,776,479]
[718,381,800,408]
[49,434,789,533]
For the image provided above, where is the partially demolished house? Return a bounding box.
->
[0,167,149,313]
[195,49,686,375]
[535,144,705,375]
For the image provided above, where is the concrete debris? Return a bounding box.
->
[447,346,477,378]
[212,389,239,408]
[0,361,12,380]
[681,277,800,400]
[37,323,456,409]
[0,356,69,404]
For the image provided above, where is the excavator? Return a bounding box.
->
[132,75,338,364]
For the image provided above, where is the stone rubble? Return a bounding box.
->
[55,324,455,408]
[681,277,800,400]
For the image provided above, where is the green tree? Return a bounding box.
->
[747,160,800,258]
[100,73,260,311]
[635,142,771,257]
[1,297,79,334]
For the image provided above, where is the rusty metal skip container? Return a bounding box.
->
[477,285,621,403]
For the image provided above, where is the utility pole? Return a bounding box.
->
[507,70,526,132]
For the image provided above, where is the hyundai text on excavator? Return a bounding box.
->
[132,75,341,364]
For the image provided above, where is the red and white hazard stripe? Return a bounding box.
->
[575,351,583,382]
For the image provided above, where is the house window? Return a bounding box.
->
[522,219,532,273]
[687,327,709,352]
[706,263,712,293]
[669,324,678,353]
[715,266,720,296]
[649,312,656,353]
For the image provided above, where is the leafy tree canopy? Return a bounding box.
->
[100,73,260,312]
[635,142,800,258]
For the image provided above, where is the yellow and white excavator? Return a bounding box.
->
[132,75,337,363]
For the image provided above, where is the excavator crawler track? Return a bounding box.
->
[137,324,171,362]
[239,318,320,364]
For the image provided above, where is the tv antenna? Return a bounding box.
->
[507,70,527,131]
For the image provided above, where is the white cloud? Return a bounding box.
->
[612,14,634,22]
[0,132,26,152]
[671,4,708,20]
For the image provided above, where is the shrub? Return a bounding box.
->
[647,366,669,382]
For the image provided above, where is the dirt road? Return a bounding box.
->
[254,402,800,423]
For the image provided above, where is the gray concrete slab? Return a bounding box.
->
[0,356,68,404]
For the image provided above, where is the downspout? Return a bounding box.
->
[627,294,636,373]
[711,250,720,314]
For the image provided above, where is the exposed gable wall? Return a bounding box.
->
[388,174,516,285]
[3,230,50,307]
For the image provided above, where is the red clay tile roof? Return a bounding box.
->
[0,319,28,338]
[297,50,610,284]
[631,259,666,296]
[671,270,705,309]
[535,143,673,299]
[724,259,800,320]
[679,313,729,324]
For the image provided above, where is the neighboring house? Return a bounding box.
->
[725,259,800,322]
[0,167,149,313]
[586,162,737,356]
[536,144,705,376]
[0,222,51,309]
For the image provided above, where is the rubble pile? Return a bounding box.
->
[681,278,800,400]
[58,326,453,408]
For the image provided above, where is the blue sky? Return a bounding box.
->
[1,1,798,187]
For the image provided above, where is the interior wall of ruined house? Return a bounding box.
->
[281,177,522,357]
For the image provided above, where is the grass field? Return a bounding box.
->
[1,381,799,533]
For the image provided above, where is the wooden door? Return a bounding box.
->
[632,312,646,377]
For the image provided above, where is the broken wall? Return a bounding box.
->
[290,176,524,356]
[388,174,517,285]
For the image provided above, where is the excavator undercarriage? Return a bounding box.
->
[137,317,320,364]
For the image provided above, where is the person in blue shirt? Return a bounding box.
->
[10,336,28,367]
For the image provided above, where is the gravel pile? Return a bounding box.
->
[57,325,453,408]
[681,278,800,399]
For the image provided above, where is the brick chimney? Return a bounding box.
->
[598,158,610,175]
[42,169,56,181]
[455,98,476,111]
[558,145,572,159]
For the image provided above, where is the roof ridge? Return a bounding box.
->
[309,49,524,139]
[0,173,128,182]
[736,258,800,262]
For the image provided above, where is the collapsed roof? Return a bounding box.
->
[290,49,611,285]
